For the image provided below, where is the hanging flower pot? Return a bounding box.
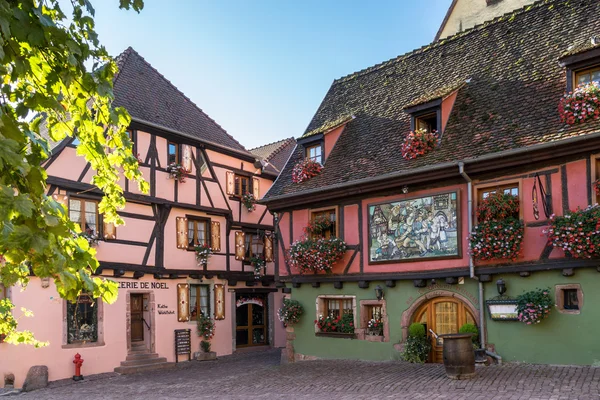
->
[516,288,553,325]
[250,256,266,280]
[167,163,187,183]
[401,129,437,160]
[288,237,347,274]
[292,159,323,184]
[558,81,600,125]
[195,243,212,266]
[242,192,257,212]
[546,205,600,258]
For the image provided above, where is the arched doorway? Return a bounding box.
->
[412,297,476,363]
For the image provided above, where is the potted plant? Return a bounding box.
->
[516,288,552,325]
[195,313,216,361]
[277,298,304,327]
[304,215,334,236]
[291,158,323,184]
[401,129,437,160]
[546,205,600,258]
[288,237,347,274]
[558,81,600,125]
[249,256,265,280]
[367,317,383,336]
[401,323,431,363]
[241,192,256,212]
[167,162,187,183]
[194,243,212,266]
[314,313,355,338]
[469,192,523,261]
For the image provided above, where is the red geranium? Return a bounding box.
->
[292,159,323,183]
[558,81,600,125]
[401,129,437,160]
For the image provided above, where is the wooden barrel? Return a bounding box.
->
[440,333,476,380]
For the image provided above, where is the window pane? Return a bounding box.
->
[241,177,249,195]
[197,222,206,245]
[190,286,198,319]
[200,286,209,316]
[244,234,253,259]
[188,221,195,246]
[592,70,600,84]
[67,294,98,343]
[168,142,177,164]
[84,201,97,234]
[577,73,591,85]
[234,176,241,196]
[69,199,82,226]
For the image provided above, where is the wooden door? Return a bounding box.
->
[235,298,267,347]
[131,294,144,342]
[412,297,475,363]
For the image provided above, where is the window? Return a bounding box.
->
[189,285,210,319]
[187,218,210,249]
[168,141,179,165]
[477,183,519,219]
[575,66,600,86]
[66,294,98,344]
[310,208,337,239]
[555,284,583,314]
[415,112,438,133]
[69,198,99,237]
[359,300,388,342]
[234,174,251,197]
[325,298,353,319]
[306,144,323,164]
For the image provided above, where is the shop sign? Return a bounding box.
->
[236,297,264,308]
[119,281,170,290]
[409,283,478,307]
[157,304,174,315]
[486,299,519,321]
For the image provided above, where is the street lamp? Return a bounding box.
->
[496,278,507,296]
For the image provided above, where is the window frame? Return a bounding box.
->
[66,293,99,344]
[315,295,357,335]
[233,174,252,198]
[186,217,211,250]
[243,230,267,262]
[309,206,339,239]
[573,65,600,88]
[555,284,583,315]
[189,284,211,320]
[406,102,442,134]
[592,154,600,205]
[474,180,522,223]
[306,143,323,164]
[168,141,180,165]
[68,197,100,237]
[414,111,439,133]
[359,299,389,342]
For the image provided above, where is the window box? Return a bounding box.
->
[315,332,356,339]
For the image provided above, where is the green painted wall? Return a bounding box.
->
[484,269,600,365]
[290,268,600,365]
[290,280,480,361]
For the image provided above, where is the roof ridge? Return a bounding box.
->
[113,46,134,86]
[250,137,296,161]
[334,0,557,84]
[118,47,250,154]
[265,137,296,162]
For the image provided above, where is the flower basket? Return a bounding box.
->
[558,81,600,125]
[288,237,347,274]
[367,318,383,336]
[195,243,212,266]
[242,192,256,212]
[292,159,323,184]
[470,192,523,261]
[401,129,437,160]
[304,215,334,236]
[167,163,187,183]
[277,298,304,326]
[196,313,215,339]
[516,288,552,325]
[315,313,354,333]
[249,256,265,280]
[546,205,600,258]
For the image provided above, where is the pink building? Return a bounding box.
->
[0,48,294,387]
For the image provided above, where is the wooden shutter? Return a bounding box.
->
[103,221,117,240]
[226,171,235,195]
[176,217,189,249]
[182,144,193,172]
[264,235,273,262]
[235,231,246,260]
[253,177,260,199]
[211,221,221,252]
[177,283,190,322]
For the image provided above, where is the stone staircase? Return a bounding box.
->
[114,343,176,375]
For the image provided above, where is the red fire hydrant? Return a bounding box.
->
[73,353,84,381]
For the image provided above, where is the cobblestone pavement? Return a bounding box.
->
[16,349,600,399]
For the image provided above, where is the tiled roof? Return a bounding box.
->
[113,48,250,154]
[561,36,600,58]
[301,114,354,138]
[250,137,297,173]
[265,0,600,201]
[404,79,466,109]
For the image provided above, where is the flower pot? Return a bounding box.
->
[315,332,356,339]
[194,351,217,361]
[474,348,487,363]
[440,333,475,380]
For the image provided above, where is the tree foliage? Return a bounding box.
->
[0,0,147,346]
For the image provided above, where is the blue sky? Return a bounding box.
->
[93,0,452,149]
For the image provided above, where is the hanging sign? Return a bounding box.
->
[236,297,264,308]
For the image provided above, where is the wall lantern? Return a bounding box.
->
[402,186,409,194]
[374,285,384,300]
[496,278,507,296]
[251,232,265,257]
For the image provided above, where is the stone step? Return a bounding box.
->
[119,356,167,367]
[131,342,146,348]
[114,361,176,375]
[126,353,159,361]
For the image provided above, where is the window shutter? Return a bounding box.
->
[211,221,221,252]
[103,221,117,240]
[235,231,246,260]
[177,283,190,322]
[253,178,260,199]
[264,235,273,262]
[182,144,193,172]
[176,217,189,249]
[226,171,235,195]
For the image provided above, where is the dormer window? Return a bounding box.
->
[415,112,438,133]
[575,66,600,86]
[306,144,323,164]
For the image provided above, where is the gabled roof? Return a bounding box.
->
[250,137,297,173]
[113,47,250,154]
[265,0,600,201]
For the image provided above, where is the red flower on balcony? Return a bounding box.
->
[401,129,437,160]
[558,81,600,125]
[292,159,323,184]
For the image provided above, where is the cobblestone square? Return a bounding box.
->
[15,349,600,399]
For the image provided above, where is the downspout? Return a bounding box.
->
[458,163,486,350]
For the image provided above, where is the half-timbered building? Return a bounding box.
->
[264,0,600,365]
[1,47,292,387]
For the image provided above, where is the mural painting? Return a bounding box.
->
[368,191,460,263]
